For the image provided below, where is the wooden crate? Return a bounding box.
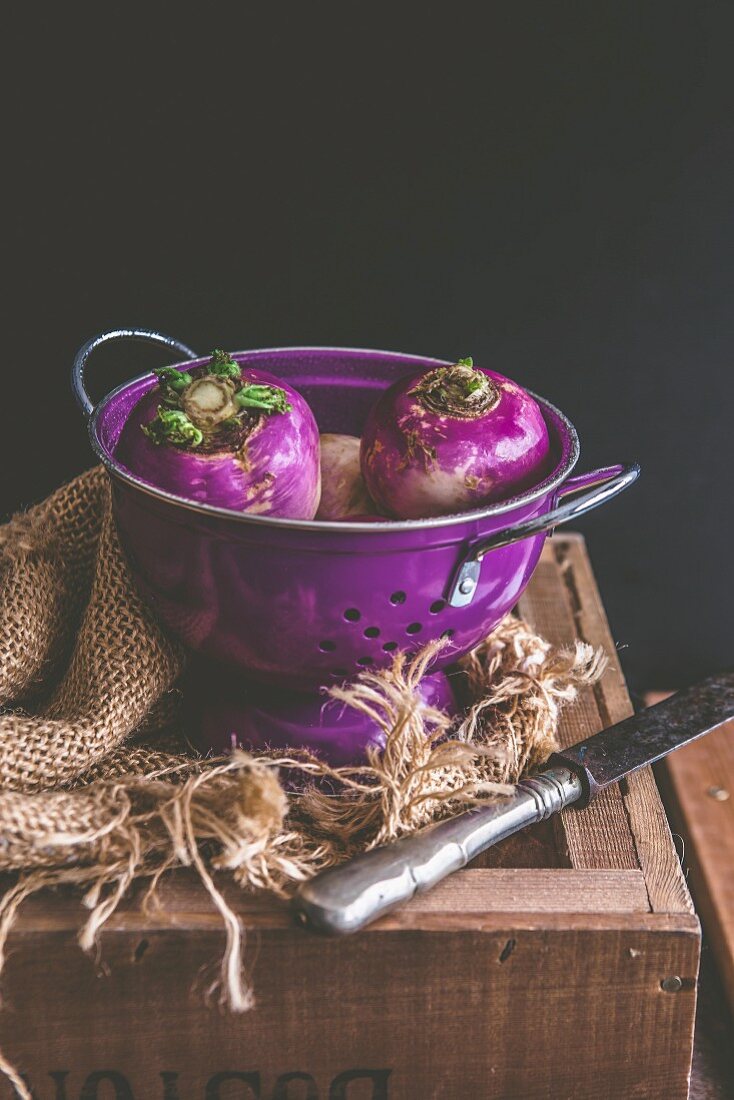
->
[0,536,700,1100]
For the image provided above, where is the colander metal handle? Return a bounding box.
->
[72,328,199,419]
[447,462,640,607]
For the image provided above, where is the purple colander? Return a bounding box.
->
[73,330,639,759]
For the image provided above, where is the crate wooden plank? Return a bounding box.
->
[555,537,694,915]
[399,868,650,914]
[10,869,650,931]
[517,545,639,871]
[659,715,734,1017]
[1,913,700,1100]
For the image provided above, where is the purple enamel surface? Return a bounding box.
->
[187,664,457,767]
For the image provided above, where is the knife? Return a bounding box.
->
[293,671,734,935]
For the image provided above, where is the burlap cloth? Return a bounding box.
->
[0,468,606,1096]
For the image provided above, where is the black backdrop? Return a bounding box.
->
[4,5,733,690]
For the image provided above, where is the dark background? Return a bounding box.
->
[3,5,733,691]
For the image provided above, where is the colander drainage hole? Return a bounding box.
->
[430,600,446,614]
[331,667,349,678]
[357,656,374,666]
[364,626,380,639]
[382,641,398,652]
[319,640,336,652]
[441,629,455,640]
[406,622,423,635]
[344,608,361,622]
[390,591,407,605]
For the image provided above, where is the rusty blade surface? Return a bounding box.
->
[552,671,734,804]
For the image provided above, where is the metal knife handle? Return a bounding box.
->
[293,765,583,935]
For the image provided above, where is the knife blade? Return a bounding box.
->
[293,671,734,935]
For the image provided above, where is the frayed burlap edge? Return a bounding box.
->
[0,469,607,1098]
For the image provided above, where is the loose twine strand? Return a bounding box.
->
[0,469,606,1099]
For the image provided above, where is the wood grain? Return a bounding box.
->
[660,716,734,1016]
[517,545,639,871]
[556,537,695,915]
[1,919,700,1100]
[400,868,650,914]
[8,868,651,929]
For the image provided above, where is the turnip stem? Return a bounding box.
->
[416,360,499,419]
[182,377,239,428]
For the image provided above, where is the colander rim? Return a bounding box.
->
[89,345,580,532]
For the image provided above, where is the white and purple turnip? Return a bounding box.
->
[316,434,379,521]
[115,350,321,518]
[360,357,551,519]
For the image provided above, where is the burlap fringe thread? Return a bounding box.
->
[0,469,607,1098]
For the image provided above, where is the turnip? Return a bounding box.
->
[316,434,379,521]
[360,357,551,519]
[115,349,321,518]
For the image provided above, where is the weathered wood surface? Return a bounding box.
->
[658,709,734,1018]
[559,540,694,915]
[3,918,699,1100]
[517,544,639,871]
[0,534,700,1100]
